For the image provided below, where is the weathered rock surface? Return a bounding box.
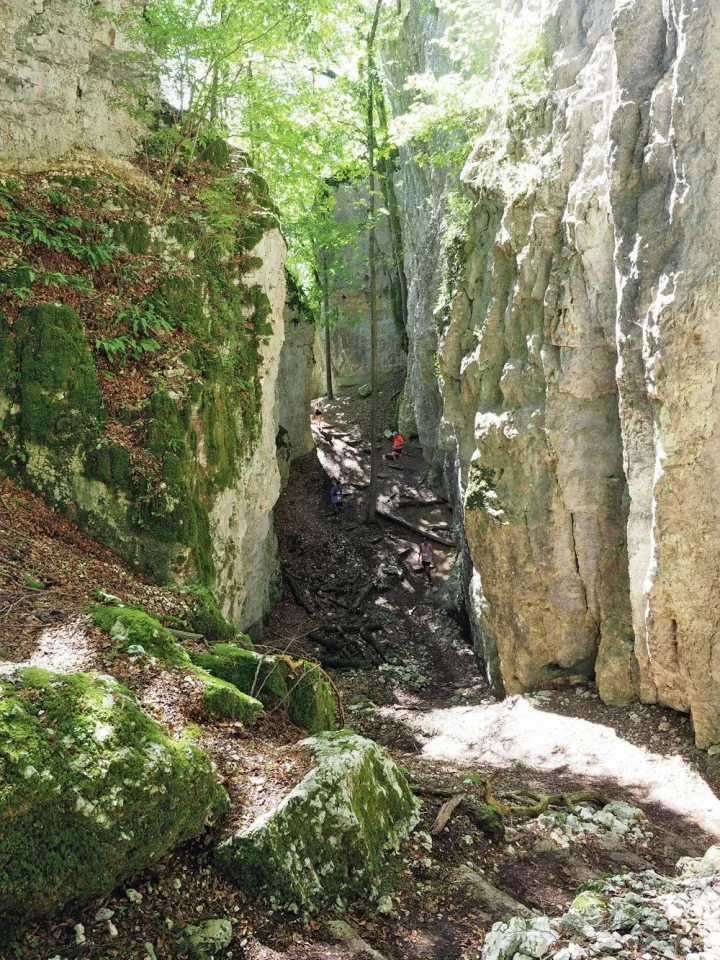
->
[0,0,144,166]
[380,1,453,464]
[180,918,233,959]
[0,663,227,923]
[386,0,720,747]
[479,847,720,960]
[215,731,420,913]
[278,276,316,465]
[312,180,407,393]
[210,228,286,634]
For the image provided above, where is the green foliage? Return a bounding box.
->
[0,206,115,270]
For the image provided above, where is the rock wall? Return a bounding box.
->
[278,277,316,464]
[211,230,286,636]
[0,0,144,166]
[388,0,720,748]
[312,180,407,394]
[380,1,453,469]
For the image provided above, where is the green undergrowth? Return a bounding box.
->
[0,664,228,927]
[0,157,276,585]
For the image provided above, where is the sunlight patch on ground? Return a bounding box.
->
[28,616,94,673]
[385,697,720,837]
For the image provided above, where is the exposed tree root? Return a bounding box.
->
[413,774,609,841]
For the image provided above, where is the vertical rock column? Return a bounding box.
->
[210,230,287,637]
[610,0,720,748]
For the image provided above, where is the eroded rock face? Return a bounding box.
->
[278,279,316,464]
[0,664,227,924]
[388,0,720,747]
[312,180,407,393]
[216,731,420,913]
[0,0,144,165]
[380,1,454,469]
[211,229,286,634]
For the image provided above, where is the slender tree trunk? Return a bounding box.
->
[376,90,408,337]
[323,251,333,400]
[366,0,384,524]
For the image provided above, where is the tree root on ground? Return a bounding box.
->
[413,774,609,840]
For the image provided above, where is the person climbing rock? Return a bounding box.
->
[330,480,342,516]
[419,537,434,582]
[391,430,404,462]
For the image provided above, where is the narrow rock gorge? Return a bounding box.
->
[2,0,720,957]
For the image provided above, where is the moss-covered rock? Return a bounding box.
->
[196,669,263,722]
[189,645,335,734]
[215,731,419,913]
[92,606,192,668]
[91,607,262,723]
[185,586,251,645]
[0,664,228,925]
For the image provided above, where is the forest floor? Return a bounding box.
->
[1,375,720,960]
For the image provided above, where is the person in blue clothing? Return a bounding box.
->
[330,480,343,516]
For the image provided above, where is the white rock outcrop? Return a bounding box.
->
[211,230,287,635]
[385,0,720,748]
[0,0,144,166]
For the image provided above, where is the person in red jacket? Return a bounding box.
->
[391,430,404,462]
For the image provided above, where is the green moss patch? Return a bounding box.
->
[189,645,335,733]
[215,731,420,913]
[195,669,263,722]
[0,664,228,925]
[92,606,192,668]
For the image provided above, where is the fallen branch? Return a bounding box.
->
[282,566,315,615]
[349,579,375,612]
[431,794,463,834]
[376,506,455,546]
[167,628,205,641]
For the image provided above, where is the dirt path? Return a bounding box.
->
[260,378,720,959]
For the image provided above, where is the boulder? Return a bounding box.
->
[181,918,233,959]
[190,644,335,733]
[215,731,420,913]
[0,664,228,924]
[482,917,559,960]
[92,607,263,722]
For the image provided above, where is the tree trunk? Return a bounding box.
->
[323,251,333,400]
[376,90,408,340]
[366,0,383,524]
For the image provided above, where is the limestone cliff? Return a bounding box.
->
[387,0,720,749]
[0,2,298,636]
[0,0,144,166]
[312,179,407,394]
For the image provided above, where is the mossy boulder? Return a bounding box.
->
[196,669,263,722]
[92,606,192,668]
[215,731,420,913]
[92,607,262,722]
[189,644,335,733]
[0,664,228,925]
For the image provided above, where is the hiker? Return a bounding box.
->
[419,537,434,582]
[330,480,342,516]
[390,430,404,462]
[314,406,324,425]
